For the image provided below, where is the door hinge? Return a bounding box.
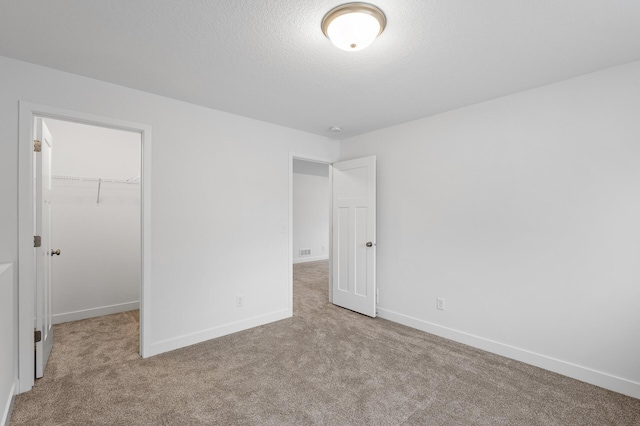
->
[34,235,41,247]
[34,139,42,152]
[34,330,42,343]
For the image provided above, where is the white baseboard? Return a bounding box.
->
[53,301,140,324]
[146,308,292,358]
[293,255,329,264]
[1,380,16,426]
[377,307,640,400]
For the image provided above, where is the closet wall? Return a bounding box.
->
[46,119,141,324]
[292,160,329,263]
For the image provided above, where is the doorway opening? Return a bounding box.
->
[289,154,378,318]
[44,118,141,344]
[289,155,333,315]
[292,159,331,313]
[17,102,151,393]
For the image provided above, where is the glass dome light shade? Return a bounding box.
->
[322,3,386,52]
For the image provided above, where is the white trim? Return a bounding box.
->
[1,381,17,426]
[52,301,140,325]
[0,263,16,426]
[377,307,640,399]
[146,309,291,357]
[288,153,334,310]
[17,102,152,393]
[293,255,329,264]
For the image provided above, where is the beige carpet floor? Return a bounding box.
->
[10,260,640,425]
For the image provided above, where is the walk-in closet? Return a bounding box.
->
[45,118,141,325]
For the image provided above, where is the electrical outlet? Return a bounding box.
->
[437,297,445,311]
[237,294,244,307]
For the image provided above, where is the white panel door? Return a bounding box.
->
[332,156,376,317]
[35,118,54,378]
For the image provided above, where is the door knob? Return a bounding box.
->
[51,249,61,256]
[366,242,373,247]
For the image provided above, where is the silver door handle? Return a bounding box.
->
[51,249,61,256]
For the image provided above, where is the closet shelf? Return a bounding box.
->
[52,175,140,184]
[53,174,140,204]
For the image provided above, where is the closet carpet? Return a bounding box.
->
[10,260,640,425]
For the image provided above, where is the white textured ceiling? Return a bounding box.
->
[1,1,640,138]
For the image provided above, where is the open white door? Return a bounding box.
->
[332,156,376,317]
[35,118,54,378]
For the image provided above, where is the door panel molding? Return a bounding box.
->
[331,156,377,317]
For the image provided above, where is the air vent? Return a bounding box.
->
[299,248,312,257]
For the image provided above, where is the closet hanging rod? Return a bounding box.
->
[52,175,140,184]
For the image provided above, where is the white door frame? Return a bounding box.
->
[288,152,334,312]
[17,102,152,393]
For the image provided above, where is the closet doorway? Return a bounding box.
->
[43,118,141,358]
[18,102,151,392]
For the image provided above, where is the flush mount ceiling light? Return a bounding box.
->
[321,3,386,52]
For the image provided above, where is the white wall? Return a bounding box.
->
[46,119,141,323]
[293,160,329,263]
[51,181,140,323]
[0,263,16,426]
[339,60,640,398]
[0,55,339,376]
